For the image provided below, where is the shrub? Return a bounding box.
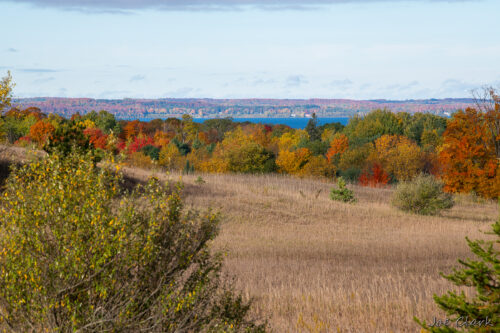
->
[127,151,154,168]
[338,167,361,183]
[299,156,336,179]
[415,203,500,332]
[330,177,356,203]
[43,121,92,157]
[195,176,206,184]
[392,174,454,215]
[0,151,265,332]
[141,144,160,161]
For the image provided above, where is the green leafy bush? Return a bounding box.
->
[141,144,160,161]
[415,203,500,332]
[195,176,206,184]
[330,177,356,203]
[338,167,362,183]
[392,174,454,215]
[0,151,265,332]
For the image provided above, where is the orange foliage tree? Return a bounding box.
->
[326,133,349,163]
[29,120,55,146]
[439,107,500,198]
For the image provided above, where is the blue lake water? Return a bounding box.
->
[197,117,349,129]
[129,117,350,129]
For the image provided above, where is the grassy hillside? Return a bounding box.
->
[123,167,498,332]
[1,146,497,332]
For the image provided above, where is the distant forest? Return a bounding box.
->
[14,97,477,119]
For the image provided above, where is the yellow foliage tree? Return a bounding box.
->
[299,156,336,178]
[158,144,184,170]
[370,135,424,181]
[0,71,14,113]
[277,130,309,152]
[276,148,312,175]
[197,144,229,173]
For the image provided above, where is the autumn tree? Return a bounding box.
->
[299,156,335,178]
[277,130,309,152]
[326,133,349,164]
[29,120,55,146]
[83,127,108,150]
[370,135,424,181]
[159,144,184,170]
[276,148,312,175]
[181,114,199,143]
[359,163,390,187]
[439,107,499,199]
[0,71,14,113]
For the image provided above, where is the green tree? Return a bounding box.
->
[415,203,500,332]
[343,109,404,147]
[330,177,356,203]
[0,71,15,113]
[0,151,266,332]
[226,142,276,173]
[305,113,321,141]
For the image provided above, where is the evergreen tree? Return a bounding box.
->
[305,113,321,142]
[415,203,500,332]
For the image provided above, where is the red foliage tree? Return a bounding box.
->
[127,136,156,154]
[83,127,109,150]
[359,163,390,187]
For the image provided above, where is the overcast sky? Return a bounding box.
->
[1,0,499,99]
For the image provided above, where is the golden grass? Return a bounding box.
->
[0,144,497,332]
[122,168,498,332]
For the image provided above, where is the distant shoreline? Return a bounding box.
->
[13,97,472,119]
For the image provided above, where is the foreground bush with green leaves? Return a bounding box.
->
[391,174,454,215]
[0,151,265,332]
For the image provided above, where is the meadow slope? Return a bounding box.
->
[0,146,497,332]
[122,167,498,333]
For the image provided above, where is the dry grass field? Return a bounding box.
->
[0,146,497,332]
[121,167,498,333]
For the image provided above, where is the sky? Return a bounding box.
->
[1,0,499,100]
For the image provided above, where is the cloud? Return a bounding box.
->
[6,48,18,53]
[164,87,201,98]
[2,0,473,12]
[285,75,307,87]
[98,90,132,98]
[130,74,146,82]
[385,80,419,91]
[437,79,478,97]
[18,68,61,73]
[33,76,56,84]
[329,79,353,89]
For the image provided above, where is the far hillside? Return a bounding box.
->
[13,96,476,119]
